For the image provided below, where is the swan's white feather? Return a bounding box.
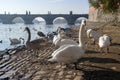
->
[99,34,111,48]
[48,45,85,63]
[87,29,101,41]
[55,39,78,47]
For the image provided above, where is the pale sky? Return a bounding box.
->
[0,0,89,14]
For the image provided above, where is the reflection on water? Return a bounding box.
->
[0,23,72,51]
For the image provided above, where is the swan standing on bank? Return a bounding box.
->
[48,20,86,69]
[86,29,101,45]
[98,34,111,53]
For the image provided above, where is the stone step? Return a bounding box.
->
[21,70,37,80]
[0,56,17,69]
[0,55,11,65]
[0,57,31,79]
[0,70,16,79]
[1,56,29,72]
[12,56,30,70]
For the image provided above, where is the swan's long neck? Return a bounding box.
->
[78,24,85,48]
[26,28,31,43]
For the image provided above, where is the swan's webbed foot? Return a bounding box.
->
[65,63,80,70]
[106,47,109,53]
[74,62,82,70]
[74,63,79,70]
[65,64,74,69]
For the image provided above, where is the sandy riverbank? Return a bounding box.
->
[0,22,120,80]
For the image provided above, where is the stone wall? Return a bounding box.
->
[89,7,120,22]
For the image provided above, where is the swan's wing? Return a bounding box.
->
[86,29,92,38]
[57,45,84,58]
[10,39,18,42]
[30,38,46,44]
[60,39,78,45]
[53,35,59,44]
[52,44,71,56]
[51,45,84,63]
[9,38,20,44]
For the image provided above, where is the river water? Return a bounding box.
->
[0,23,75,51]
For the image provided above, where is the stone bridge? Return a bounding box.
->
[0,13,88,25]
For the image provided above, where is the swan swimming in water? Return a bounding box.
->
[9,37,24,45]
[48,20,86,69]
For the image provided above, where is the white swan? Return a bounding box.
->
[86,29,101,45]
[9,37,24,45]
[48,20,86,69]
[53,35,59,44]
[53,28,78,47]
[54,38,78,47]
[98,34,111,53]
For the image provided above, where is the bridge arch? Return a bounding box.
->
[32,17,46,24]
[53,17,68,24]
[75,17,88,26]
[12,17,24,24]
